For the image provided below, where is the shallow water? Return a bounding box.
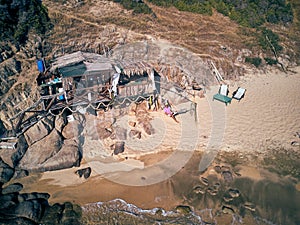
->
[233,178,300,225]
[17,151,300,224]
[81,173,300,224]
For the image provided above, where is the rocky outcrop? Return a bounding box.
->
[24,116,55,146]
[1,183,23,195]
[61,120,82,140]
[0,58,22,96]
[40,139,81,171]
[0,119,6,135]
[40,202,82,225]
[0,158,14,186]
[0,159,82,224]
[11,134,29,167]
[19,129,63,171]
[18,125,82,172]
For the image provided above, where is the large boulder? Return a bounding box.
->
[40,202,82,225]
[11,134,28,167]
[62,120,82,140]
[0,199,47,223]
[0,135,28,168]
[55,115,66,133]
[18,129,63,171]
[1,183,23,195]
[39,139,81,171]
[0,119,6,135]
[0,192,18,210]
[0,158,14,186]
[24,116,55,146]
[17,193,50,203]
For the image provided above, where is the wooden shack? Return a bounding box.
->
[112,61,160,100]
[51,51,114,94]
[36,51,160,112]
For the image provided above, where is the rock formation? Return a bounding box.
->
[0,157,82,224]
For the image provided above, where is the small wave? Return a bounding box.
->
[82,198,206,224]
[82,198,278,225]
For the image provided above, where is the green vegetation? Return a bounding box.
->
[112,0,154,14]
[258,27,283,52]
[245,57,262,67]
[146,0,293,27]
[112,0,295,64]
[147,0,213,15]
[264,57,278,65]
[0,0,52,44]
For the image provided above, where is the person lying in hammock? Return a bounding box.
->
[163,101,179,123]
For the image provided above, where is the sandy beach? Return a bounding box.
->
[18,67,300,216]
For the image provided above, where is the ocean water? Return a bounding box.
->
[81,175,300,225]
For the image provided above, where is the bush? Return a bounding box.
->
[245,57,262,67]
[147,0,294,27]
[148,0,213,15]
[0,0,52,44]
[112,0,153,14]
[264,57,278,65]
[258,27,283,53]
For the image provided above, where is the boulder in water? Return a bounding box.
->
[222,171,233,183]
[228,188,240,198]
[222,205,235,214]
[175,205,192,214]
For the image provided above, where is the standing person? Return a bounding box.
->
[148,94,159,111]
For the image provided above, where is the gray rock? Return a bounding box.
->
[24,116,55,146]
[1,183,23,195]
[62,120,82,140]
[13,169,29,179]
[222,171,233,183]
[17,192,50,203]
[0,158,14,185]
[40,139,80,171]
[114,141,125,155]
[0,193,18,209]
[75,167,91,179]
[115,126,127,141]
[0,119,6,135]
[18,129,63,171]
[0,217,36,225]
[61,202,81,225]
[2,199,46,223]
[11,134,28,167]
[55,115,66,133]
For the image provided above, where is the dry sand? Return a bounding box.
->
[19,67,300,208]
